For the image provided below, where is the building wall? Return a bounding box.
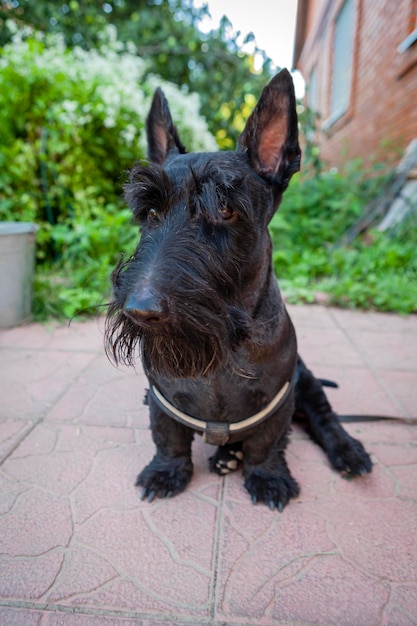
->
[295,0,417,169]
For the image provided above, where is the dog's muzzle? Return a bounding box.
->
[149,379,294,446]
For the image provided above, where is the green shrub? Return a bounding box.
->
[0,25,217,319]
[271,166,417,314]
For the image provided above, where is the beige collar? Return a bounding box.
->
[149,379,293,446]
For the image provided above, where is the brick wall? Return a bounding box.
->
[295,0,417,169]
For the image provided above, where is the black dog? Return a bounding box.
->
[105,69,372,511]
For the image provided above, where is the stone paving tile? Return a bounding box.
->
[268,556,391,626]
[330,307,417,334]
[0,321,60,350]
[320,494,417,582]
[0,310,417,626]
[215,433,417,626]
[385,586,417,626]
[43,614,146,626]
[0,348,97,421]
[0,471,30,515]
[0,319,104,352]
[40,318,105,352]
[0,607,44,625]
[0,609,150,625]
[376,369,417,418]
[0,488,73,557]
[45,353,148,428]
[296,326,366,367]
[0,418,36,462]
[305,363,405,418]
[39,613,220,625]
[287,303,337,328]
[348,328,417,371]
[0,421,220,622]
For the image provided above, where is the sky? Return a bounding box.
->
[194,0,305,96]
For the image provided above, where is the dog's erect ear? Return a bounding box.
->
[237,69,301,188]
[146,88,187,164]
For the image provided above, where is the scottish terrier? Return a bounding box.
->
[105,69,372,511]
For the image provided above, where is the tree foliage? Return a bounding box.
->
[0,0,276,147]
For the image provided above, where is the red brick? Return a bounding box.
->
[295,0,417,167]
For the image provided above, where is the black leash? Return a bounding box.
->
[319,378,417,423]
[339,414,417,423]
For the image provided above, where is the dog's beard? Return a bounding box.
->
[104,301,252,380]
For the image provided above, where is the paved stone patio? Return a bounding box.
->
[0,305,416,626]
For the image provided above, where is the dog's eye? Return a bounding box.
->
[218,206,237,222]
[148,208,159,222]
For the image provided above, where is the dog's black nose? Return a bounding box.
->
[124,291,169,325]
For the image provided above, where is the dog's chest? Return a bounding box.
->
[152,364,285,424]
[148,308,297,424]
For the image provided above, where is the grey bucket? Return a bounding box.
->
[0,222,38,328]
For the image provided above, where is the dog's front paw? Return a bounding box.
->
[326,434,372,477]
[136,454,193,502]
[244,469,300,512]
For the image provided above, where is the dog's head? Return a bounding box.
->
[144,68,301,208]
[105,69,301,379]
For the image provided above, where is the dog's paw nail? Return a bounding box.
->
[268,500,275,511]
[226,459,238,470]
[252,495,258,505]
[277,501,284,513]
[233,451,244,460]
[140,487,147,501]
[359,467,368,476]
[147,490,156,503]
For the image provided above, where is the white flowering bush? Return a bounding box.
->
[0,25,217,318]
[0,24,216,222]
